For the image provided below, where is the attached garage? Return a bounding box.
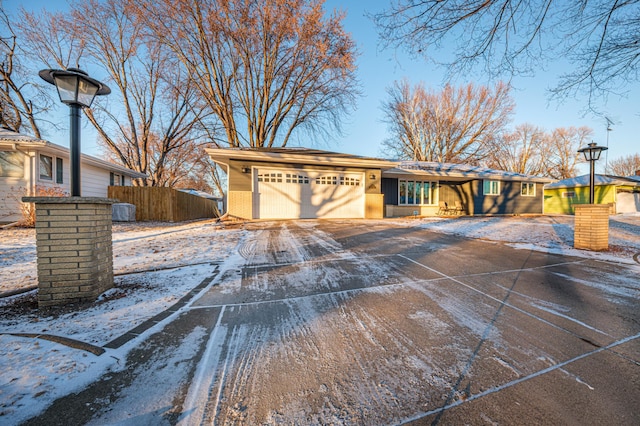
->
[253,169,364,219]
[206,147,390,220]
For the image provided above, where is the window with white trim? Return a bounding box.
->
[56,158,63,184]
[39,154,53,181]
[399,180,437,205]
[521,182,536,196]
[483,180,500,196]
[39,154,64,183]
[110,172,125,186]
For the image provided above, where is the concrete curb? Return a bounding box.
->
[2,263,220,356]
[3,333,106,356]
[103,264,220,350]
[0,285,37,299]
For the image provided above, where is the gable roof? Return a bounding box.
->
[0,128,146,178]
[545,174,640,189]
[206,147,554,183]
[205,147,396,169]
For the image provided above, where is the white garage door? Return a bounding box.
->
[253,169,364,219]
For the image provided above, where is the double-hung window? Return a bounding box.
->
[521,182,536,196]
[399,180,437,205]
[39,154,64,183]
[39,155,53,181]
[483,180,500,196]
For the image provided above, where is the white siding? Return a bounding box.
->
[81,163,112,197]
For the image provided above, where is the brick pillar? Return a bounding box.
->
[22,197,116,308]
[574,204,609,251]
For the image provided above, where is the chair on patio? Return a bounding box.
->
[437,201,450,215]
[453,201,465,215]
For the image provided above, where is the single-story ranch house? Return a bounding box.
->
[206,147,553,220]
[0,128,145,224]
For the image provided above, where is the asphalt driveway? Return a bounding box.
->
[26,220,640,425]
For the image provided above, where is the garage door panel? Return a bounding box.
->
[254,169,364,219]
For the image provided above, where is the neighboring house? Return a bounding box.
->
[205,147,552,220]
[544,174,640,214]
[0,128,146,223]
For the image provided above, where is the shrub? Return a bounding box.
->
[19,186,69,227]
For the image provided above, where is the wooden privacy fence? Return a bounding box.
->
[108,186,219,222]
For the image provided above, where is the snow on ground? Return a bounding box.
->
[0,220,247,423]
[0,214,638,423]
[390,214,640,264]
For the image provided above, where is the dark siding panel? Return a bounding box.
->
[477,180,544,214]
[382,178,398,205]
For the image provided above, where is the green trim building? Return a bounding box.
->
[544,174,640,214]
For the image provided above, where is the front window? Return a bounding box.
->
[521,182,536,196]
[483,180,500,196]
[0,151,25,177]
[39,155,53,180]
[399,180,437,205]
[56,157,63,184]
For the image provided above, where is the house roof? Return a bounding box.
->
[384,161,554,183]
[0,128,146,178]
[545,174,640,189]
[206,147,553,183]
[205,147,396,169]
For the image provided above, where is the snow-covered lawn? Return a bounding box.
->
[0,214,638,423]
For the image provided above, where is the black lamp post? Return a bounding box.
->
[39,68,110,197]
[578,141,608,204]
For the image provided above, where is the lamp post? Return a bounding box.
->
[39,68,110,197]
[578,141,608,204]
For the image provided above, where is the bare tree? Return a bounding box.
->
[138,0,359,148]
[545,126,593,179]
[0,7,52,136]
[381,80,514,163]
[484,123,548,175]
[58,0,214,187]
[606,153,640,176]
[373,0,640,104]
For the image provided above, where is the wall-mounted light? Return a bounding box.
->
[241,167,251,173]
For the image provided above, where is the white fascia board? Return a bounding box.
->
[205,148,395,170]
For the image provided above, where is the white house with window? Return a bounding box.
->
[0,128,145,224]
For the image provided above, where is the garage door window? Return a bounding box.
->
[340,176,360,186]
[316,176,338,185]
[286,173,309,184]
[258,172,283,183]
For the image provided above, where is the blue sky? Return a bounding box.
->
[324,0,639,174]
[7,0,639,174]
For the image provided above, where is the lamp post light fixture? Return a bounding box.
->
[578,141,608,204]
[39,68,110,197]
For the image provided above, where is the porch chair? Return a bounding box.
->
[437,201,450,215]
[453,200,465,215]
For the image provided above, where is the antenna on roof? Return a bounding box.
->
[605,116,614,173]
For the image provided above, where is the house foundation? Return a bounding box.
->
[574,204,609,251]
[22,197,115,308]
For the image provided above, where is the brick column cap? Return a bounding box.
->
[22,196,119,204]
